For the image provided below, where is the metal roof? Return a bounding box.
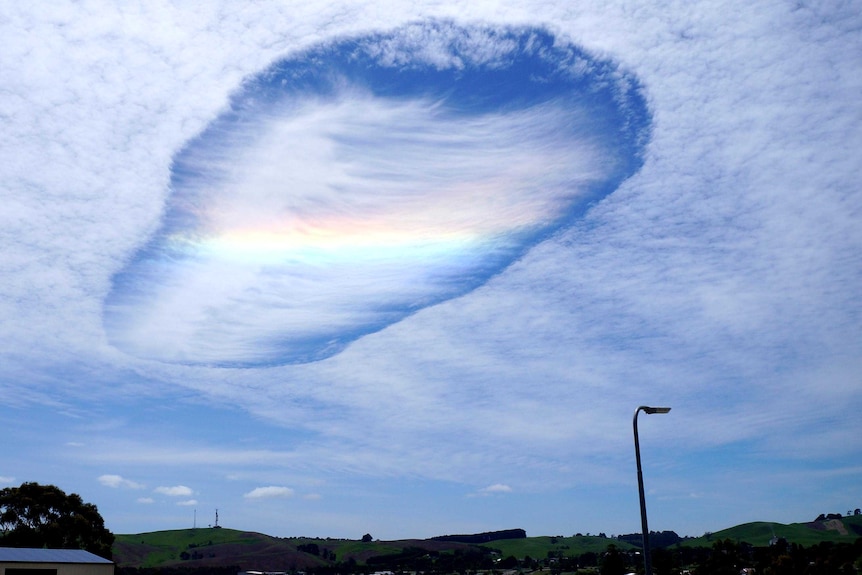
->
[0,548,113,564]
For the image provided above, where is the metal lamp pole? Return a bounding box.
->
[633,405,671,575]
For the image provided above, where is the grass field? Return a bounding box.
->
[114,528,264,567]
[113,529,469,568]
[479,535,636,559]
[113,515,862,568]
[681,514,862,548]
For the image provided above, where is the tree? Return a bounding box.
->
[0,482,114,559]
[599,544,627,575]
[297,543,320,556]
[696,539,749,575]
[361,533,373,542]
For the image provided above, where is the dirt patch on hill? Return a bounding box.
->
[822,519,848,535]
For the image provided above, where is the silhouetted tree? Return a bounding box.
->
[694,539,741,575]
[599,544,627,575]
[652,547,676,575]
[0,482,114,559]
[298,543,320,556]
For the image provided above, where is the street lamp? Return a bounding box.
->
[633,405,671,575]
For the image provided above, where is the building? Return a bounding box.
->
[0,548,113,575]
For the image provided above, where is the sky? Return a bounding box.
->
[1,1,860,542]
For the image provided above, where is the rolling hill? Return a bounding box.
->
[113,528,479,571]
[681,514,862,548]
[112,514,862,570]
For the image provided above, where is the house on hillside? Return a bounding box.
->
[0,548,114,575]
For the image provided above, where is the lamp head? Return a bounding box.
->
[643,406,671,414]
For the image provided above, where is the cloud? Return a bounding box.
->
[177,499,198,506]
[470,483,513,497]
[0,476,14,485]
[155,485,194,497]
[482,483,512,494]
[98,474,145,489]
[244,486,295,499]
[137,497,155,504]
[103,22,649,368]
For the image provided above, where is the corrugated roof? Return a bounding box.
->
[0,548,113,564]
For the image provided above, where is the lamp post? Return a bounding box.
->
[633,405,671,575]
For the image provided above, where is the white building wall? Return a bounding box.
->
[0,561,114,575]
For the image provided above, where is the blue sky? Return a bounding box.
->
[1,2,860,541]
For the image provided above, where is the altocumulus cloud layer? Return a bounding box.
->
[4,0,859,541]
[104,22,650,367]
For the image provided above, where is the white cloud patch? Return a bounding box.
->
[482,483,512,494]
[0,476,14,485]
[98,474,145,489]
[137,497,155,504]
[177,499,198,506]
[471,483,513,497]
[244,486,295,499]
[155,485,194,497]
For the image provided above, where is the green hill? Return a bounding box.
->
[478,535,635,559]
[682,515,862,548]
[113,528,476,570]
[113,528,328,570]
[112,528,618,570]
[113,515,862,570]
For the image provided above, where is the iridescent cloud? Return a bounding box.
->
[104,21,650,366]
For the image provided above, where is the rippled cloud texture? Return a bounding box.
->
[105,23,649,366]
[1,1,860,541]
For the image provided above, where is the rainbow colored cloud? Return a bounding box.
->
[104,21,651,366]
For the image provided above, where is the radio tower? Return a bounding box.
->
[214,509,220,528]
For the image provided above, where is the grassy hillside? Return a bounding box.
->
[113,529,476,570]
[682,515,862,548]
[114,516,862,569]
[113,528,329,570]
[479,535,635,559]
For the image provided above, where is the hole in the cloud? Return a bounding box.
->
[104,20,651,367]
